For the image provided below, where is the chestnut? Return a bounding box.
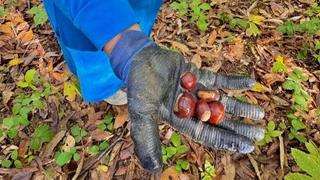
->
[208,101,225,125]
[180,72,197,91]
[197,90,220,102]
[196,101,211,122]
[174,92,196,118]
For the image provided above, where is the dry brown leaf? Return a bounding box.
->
[223,37,244,61]
[161,166,180,180]
[221,154,235,180]
[191,54,202,69]
[90,129,113,141]
[248,154,261,180]
[18,30,33,43]
[42,130,66,158]
[62,135,75,152]
[114,106,128,129]
[207,30,217,45]
[18,139,29,158]
[263,73,284,85]
[2,90,13,105]
[171,41,189,54]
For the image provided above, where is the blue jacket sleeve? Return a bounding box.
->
[53,0,138,50]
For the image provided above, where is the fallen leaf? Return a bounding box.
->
[249,15,265,25]
[42,130,66,158]
[223,37,244,61]
[62,135,75,152]
[114,106,128,129]
[63,81,78,102]
[90,129,113,141]
[248,154,261,180]
[263,73,284,85]
[191,54,202,69]
[161,166,180,180]
[8,58,24,67]
[221,154,235,180]
[18,139,29,158]
[18,30,33,43]
[171,41,189,54]
[207,30,217,45]
[251,82,271,93]
[2,90,13,105]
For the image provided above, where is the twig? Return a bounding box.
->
[247,0,258,17]
[79,127,127,176]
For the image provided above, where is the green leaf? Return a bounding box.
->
[73,153,81,161]
[170,132,181,147]
[3,117,14,128]
[24,69,37,84]
[71,125,81,136]
[246,22,261,36]
[14,160,23,169]
[277,21,296,35]
[55,152,73,166]
[88,145,100,155]
[175,165,182,173]
[27,6,48,26]
[272,56,287,73]
[97,123,107,130]
[0,7,8,17]
[305,142,319,157]
[8,127,18,139]
[99,141,110,151]
[267,121,276,131]
[178,160,190,170]
[103,114,113,124]
[11,150,18,160]
[291,148,320,177]
[291,119,306,131]
[17,81,29,88]
[34,125,53,142]
[204,160,216,177]
[176,144,188,154]
[1,160,12,168]
[270,130,282,137]
[285,173,314,180]
[166,147,177,158]
[230,18,248,29]
[30,138,41,151]
[33,99,44,109]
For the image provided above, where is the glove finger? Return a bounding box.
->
[198,69,256,90]
[130,112,162,172]
[220,95,265,120]
[218,119,265,141]
[161,107,255,153]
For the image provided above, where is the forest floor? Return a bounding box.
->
[0,0,320,179]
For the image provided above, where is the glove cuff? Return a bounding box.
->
[110,30,156,85]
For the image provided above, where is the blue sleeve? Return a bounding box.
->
[53,0,138,50]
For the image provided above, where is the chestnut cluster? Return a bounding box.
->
[174,72,225,125]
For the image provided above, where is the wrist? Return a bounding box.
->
[109,30,156,85]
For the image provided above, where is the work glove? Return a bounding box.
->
[110,31,265,172]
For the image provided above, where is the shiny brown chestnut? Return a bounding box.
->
[180,72,197,91]
[174,92,196,118]
[197,90,220,102]
[208,101,225,125]
[195,101,211,122]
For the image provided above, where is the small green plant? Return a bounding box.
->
[285,142,320,180]
[0,150,23,168]
[272,56,287,73]
[71,125,88,143]
[162,132,188,163]
[27,5,48,26]
[283,69,311,143]
[88,141,110,156]
[97,114,114,131]
[17,69,39,90]
[200,160,216,180]
[175,159,190,173]
[0,6,8,17]
[30,125,54,152]
[55,147,80,166]
[227,15,263,36]
[305,3,320,17]
[277,18,320,35]
[257,121,283,145]
[283,68,311,111]
[170,0,211,31]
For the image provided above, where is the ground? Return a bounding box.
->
[0,0,320,179]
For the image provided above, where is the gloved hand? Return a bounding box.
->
[110,30,265,172]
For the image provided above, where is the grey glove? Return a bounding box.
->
[110,30,265,172]
[127,46,264,172]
